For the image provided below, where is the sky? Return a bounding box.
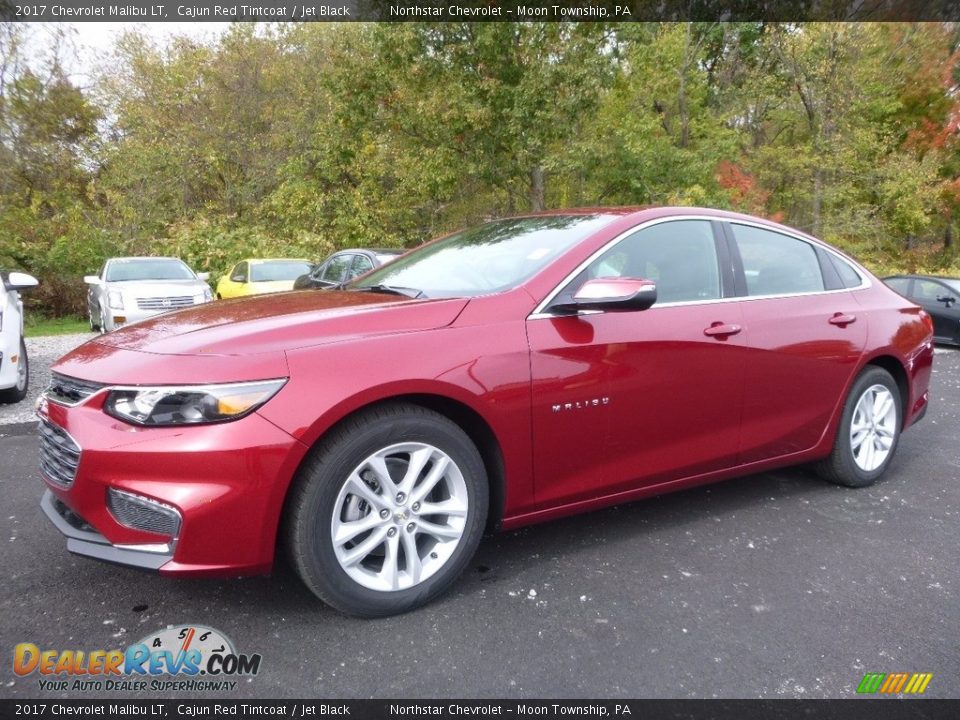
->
[25,22,232,83]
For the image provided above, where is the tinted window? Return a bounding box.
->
[732,225,824,296]
[914,279,957,302]
[884,277,911,294]
[107,259,196,282]
[352,215,617,298]
[230,262,248,283]
[250,261,313,282]
[321,255,354,283]
[350,255,374,278]
[575,219,721,304]
[830,256,864,289]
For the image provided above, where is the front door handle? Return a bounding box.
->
[703,322,742,338]
[829,313,857,327]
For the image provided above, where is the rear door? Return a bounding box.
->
[527,218,748,507]
[910,278,960,342]
[724,222,868,464]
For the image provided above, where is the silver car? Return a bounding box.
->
[85,257,213,333]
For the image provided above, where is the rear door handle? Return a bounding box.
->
[703,322,742,338]
[829,313,857,326]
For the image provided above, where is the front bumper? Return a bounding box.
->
[38,393,309,577]
[41,490,171,570]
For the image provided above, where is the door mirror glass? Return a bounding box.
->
[556,278,657,313]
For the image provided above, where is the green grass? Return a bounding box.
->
[24,315,90,338]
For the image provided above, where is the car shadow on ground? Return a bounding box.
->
[78,463,842,623]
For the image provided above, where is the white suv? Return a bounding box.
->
[0,271,39,404]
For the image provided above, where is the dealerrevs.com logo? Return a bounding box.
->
[13,625,262,692]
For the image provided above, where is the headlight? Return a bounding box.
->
[104,379,286,426]
[203,287,213,301]
[107,290,124,310]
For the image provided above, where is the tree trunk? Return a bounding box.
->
[945,219,954,250]
[812,167,822,238]
[529,166,545,212]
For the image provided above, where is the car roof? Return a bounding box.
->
[243,258,312,264]
[883,273,960,281]
[108,256,182,262]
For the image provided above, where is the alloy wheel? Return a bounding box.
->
[330,442,468,592]
[849,383,897,472]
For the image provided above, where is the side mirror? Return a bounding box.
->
[554,277,658,314]
[936,295,956,307]
[197,272,210,281]
[83,275,101,285]
[3,271,39,291]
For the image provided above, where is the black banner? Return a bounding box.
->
[2,700,960,720]
[1,0,959,22]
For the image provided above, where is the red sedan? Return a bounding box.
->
[38,207,933,617]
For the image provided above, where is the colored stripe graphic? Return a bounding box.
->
[857,672,932,695]
[857,673,886,694]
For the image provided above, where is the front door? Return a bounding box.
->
[527,219,748,507]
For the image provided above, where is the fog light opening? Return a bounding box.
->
[107,488,182,539]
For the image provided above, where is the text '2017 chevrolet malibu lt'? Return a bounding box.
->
[38,207,933,617]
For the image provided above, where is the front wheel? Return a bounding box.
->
[0,338,29,404]
[814,366,902,488]
[285,403,488,617]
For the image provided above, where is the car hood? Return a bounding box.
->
[81,290,469,357]
[106,279,208,295]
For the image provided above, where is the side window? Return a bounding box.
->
[732,225,825,296]
[230,262,248,283]
[321,255,353,283]
[350,255,374,279]
[830,255,864,289]
[884,277,911,295]
[914,279,957,303]
[566,220,721,305]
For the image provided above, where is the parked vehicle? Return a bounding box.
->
[85,257,212,333]
[0,271,39,404]
[216,259,314,299]
[40,208,933,617]
[883,274,960,346]
[293,249,403,290]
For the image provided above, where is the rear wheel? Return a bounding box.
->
[814,366,901,488]
[285,403,488,617]
[0,338,29,404]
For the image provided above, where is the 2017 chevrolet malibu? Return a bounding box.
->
[39,208,933,617]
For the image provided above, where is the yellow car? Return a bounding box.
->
[216,259,315,299]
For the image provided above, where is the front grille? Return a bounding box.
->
[136,296,194,311]
[107,489,181,538]
[47,373,104,406]
[38,419,81,489]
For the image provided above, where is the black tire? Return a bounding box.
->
[814,366,902,488]
[0,338,29,404]
[285,403,488,617]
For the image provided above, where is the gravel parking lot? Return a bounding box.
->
[0,333,96,425]
[1,337,958,699]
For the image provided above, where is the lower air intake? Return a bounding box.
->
[107,488,181,538]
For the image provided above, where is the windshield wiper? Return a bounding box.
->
[353,284,425,299]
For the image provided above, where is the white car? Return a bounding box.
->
[85,257,213,333]
[0,271,39,404]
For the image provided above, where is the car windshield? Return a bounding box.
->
[350,215,616,298]
[251,261,313,282]
[106,259,196,282]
